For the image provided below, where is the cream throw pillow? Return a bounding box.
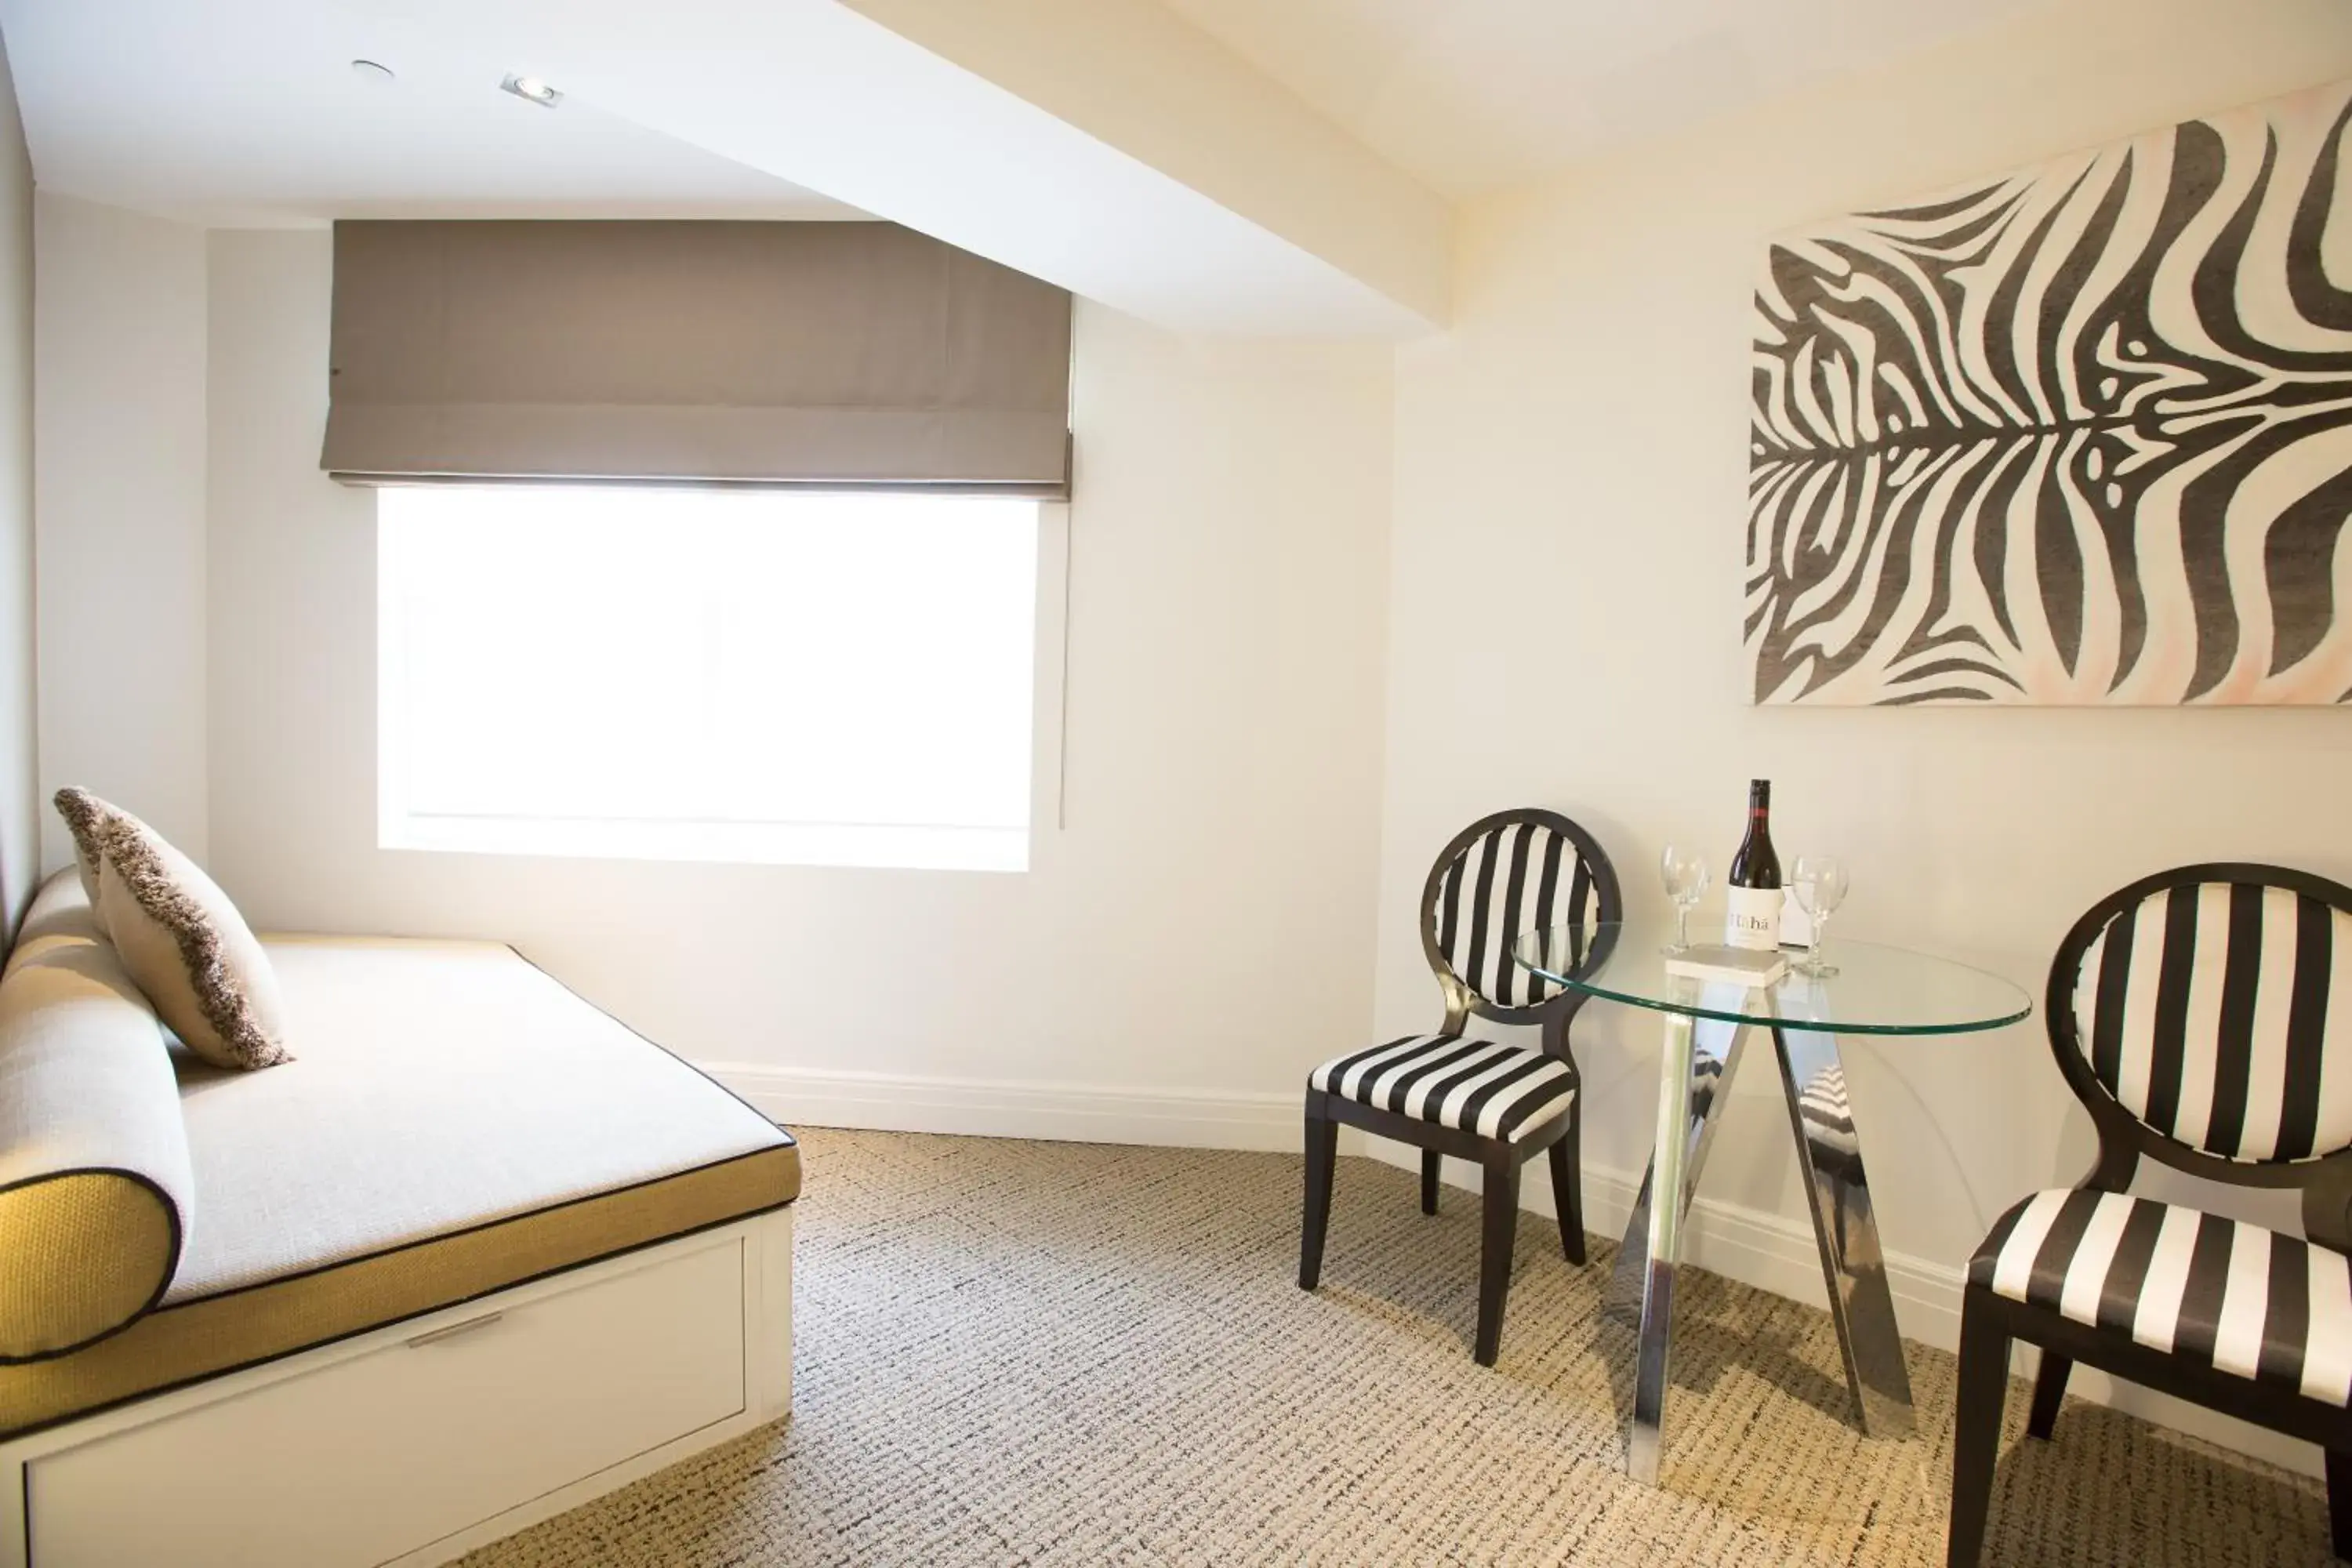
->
[52,789,292,1070]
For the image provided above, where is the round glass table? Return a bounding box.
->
[1512,918,2031,1485]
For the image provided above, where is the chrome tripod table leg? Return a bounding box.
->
[1771,1025,1915,1437]
[1607,1015,1749,1323]
[1621,1011,1749,1485]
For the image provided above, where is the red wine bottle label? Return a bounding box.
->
[1725,887,1784,952]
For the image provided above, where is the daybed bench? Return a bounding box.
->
[0,873,799,1568]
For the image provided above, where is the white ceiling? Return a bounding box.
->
[1157,0,2061,195]
[0,0,2067,331]
[0,0,1440,334]
[0,0,860,224]
[0,0,2068,226]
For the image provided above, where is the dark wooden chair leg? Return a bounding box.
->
[1300,1111,1338,1290]
[2328,1450,2352,1563]
[2026,1351,2071,1440]
[1421,1149,1441,1216]
[1474,1148,1521,1367]
[1947,1293,2011,1568]
[1548,1116,1585,1265]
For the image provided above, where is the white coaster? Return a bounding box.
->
[1664,943,1788,989]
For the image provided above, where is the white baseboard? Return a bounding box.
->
[1374,1142,2321,1477]
[706,1062,1300,1152]
[1365,1143,1969,1351]
[707,1062,2318,1478]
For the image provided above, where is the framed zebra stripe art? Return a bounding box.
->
[1748,78,2352,706]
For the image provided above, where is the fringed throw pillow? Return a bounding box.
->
[51,784,108,916]
[51,788,292,1070]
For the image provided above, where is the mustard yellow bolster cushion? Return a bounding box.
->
[0,875,194,1360]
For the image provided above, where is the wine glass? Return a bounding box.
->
[1660,845,1709,954]
[1791,854,1849,977]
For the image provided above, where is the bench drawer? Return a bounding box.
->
[27,1238,746,1568]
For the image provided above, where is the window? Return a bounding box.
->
[377,486,1054,872]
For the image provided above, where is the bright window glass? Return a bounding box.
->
[378,486,1041,871]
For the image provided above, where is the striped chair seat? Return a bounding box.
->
[1971,1189,2352,1407]
[1796,1066,1859,1160]
[1310,1034,1575,1143]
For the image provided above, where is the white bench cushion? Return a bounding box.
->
[169,934,791,1299]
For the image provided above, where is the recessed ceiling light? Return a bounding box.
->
[500,73,563,108]
[349,59,396,85]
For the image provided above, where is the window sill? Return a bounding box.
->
[381,815,1029,873]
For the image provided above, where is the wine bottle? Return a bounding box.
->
[1725,779,1783,952]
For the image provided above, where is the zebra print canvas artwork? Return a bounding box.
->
[1748,78,2352,705]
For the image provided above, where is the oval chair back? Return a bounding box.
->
[2046,862,2352,1244]
[1417,808,1623,1047]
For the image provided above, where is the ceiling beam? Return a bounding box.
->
[421,0,1451,335]
[836,0,1451,329]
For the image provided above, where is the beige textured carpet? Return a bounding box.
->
[462,1129,2328,1566]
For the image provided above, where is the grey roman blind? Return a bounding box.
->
[321,220,1073,495]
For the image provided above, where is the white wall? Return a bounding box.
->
[202,227,1394,1142]
[0,34,34,941]
[1374,0,2352,1465]
[32,192,208,866]
[34,0,2350,1472]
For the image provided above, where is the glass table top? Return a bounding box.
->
[1511,919,2032,1036]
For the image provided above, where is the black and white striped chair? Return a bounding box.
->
[1950,863,2352,1566]
[1299,808,1621,1366]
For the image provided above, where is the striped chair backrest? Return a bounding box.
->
[2062,872,2352,1163]
[1426,813,1613,1014]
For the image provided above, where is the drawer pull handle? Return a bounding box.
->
[405,1311,505,1348]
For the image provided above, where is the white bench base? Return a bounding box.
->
[1,1207,792,1568]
